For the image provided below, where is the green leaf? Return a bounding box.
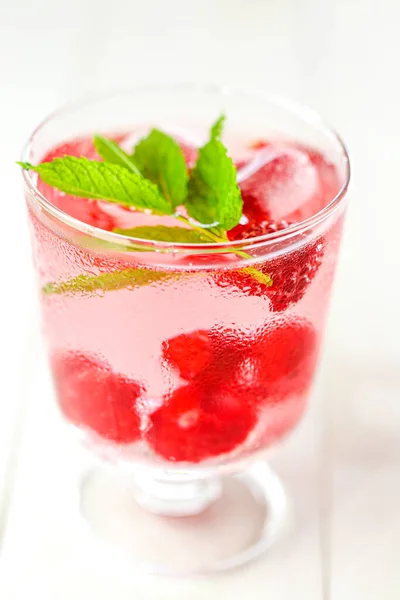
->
[241,266,273,287]
[131,129,188,208]
[42,267,176,296]
[42,262,271,298]
[93,135,141,175]
[20,157,173,215]
[210,114,225,140]
[114,225,212,243]
[186,137,243,231]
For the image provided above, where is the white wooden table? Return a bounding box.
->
[1,0,399,597]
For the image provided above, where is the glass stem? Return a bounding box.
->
[133,471,222,517]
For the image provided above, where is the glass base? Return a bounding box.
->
[80,461,287,576]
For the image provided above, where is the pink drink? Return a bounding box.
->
[25,128,347,469]
[21,89,351,573]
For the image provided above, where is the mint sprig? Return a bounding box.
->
[20,115,273,294]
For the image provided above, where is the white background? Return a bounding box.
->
[0,0,399,598]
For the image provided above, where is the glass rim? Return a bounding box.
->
[20,83,351,253]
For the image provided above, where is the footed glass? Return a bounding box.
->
[21,85,350,574]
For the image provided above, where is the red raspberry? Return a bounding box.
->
[192,327,270,411]
[205,319,316,408]
[249,318,317,394]
[147,384,255,462]
[216,235,324,312]
[228,219,291,241]
[52,352,143,443]
[151,318,316,461]
[197,326,252,392]
[249,319,316,442]
[162,330,213,380]
[161,327,245,385]
[199,374,260,415]
[265,237,324,311]
[37,137,116,231]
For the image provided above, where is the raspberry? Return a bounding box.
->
[197,326,252,392]
[199,374,260,414]
[249,318,317,394]
[161,327,245,384]
[250,319,317,442]
[147,384,255,462]
[52,352,143,443]
[151,318,316,461]
[162,330,213,380]
[228,219,291,241]
[216,235,325,312]
[37,137,116,231]
[265,237,324,311]
[205,318,317,408]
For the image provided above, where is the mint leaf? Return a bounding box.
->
[20,157,173,215]
[185,118,243,230]
[42,263,271,298]
[42,267,176,296]
[210,114,225,140]
[42,262,271,296]
[242,266,273,287]
[93,135,141,175]
[114,225,211,243]
[131,129,188,208]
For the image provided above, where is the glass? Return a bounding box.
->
[21,85,350,574]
